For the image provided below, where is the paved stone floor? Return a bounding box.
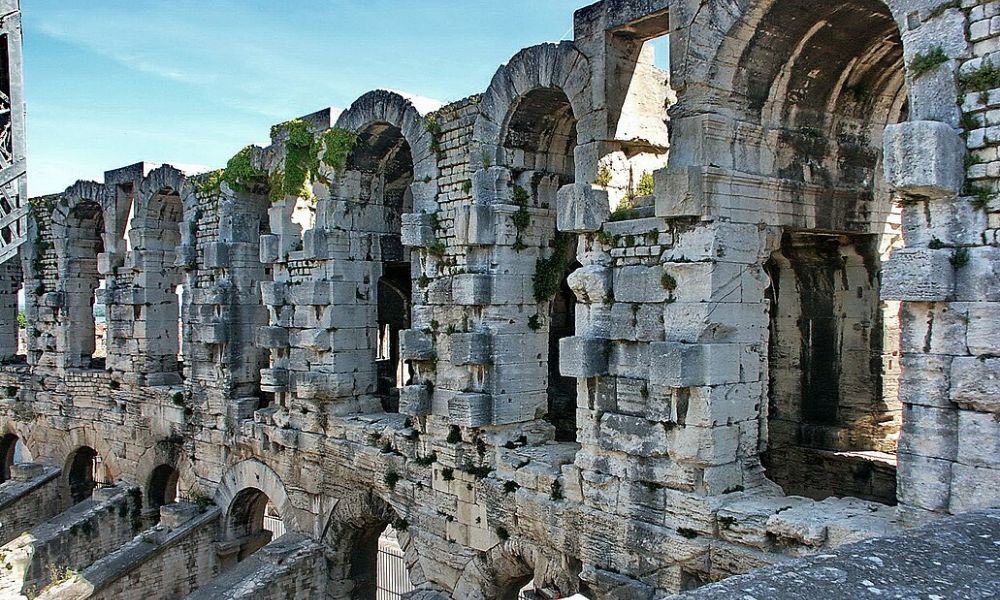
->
[668,511,1000,599]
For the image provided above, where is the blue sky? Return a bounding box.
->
[23,1,584,196]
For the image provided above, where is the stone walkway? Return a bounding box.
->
[668,510,1000,599]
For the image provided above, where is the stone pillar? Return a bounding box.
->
[0,260,21,361]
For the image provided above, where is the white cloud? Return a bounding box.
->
[386,90,445,115]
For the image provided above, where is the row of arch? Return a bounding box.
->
[23,0,917,494]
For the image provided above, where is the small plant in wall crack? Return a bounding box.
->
[950,248,970,269]
[384,471,401,490]
[909,46,948,80]
[533,232,573,302]
[512,185,531,251]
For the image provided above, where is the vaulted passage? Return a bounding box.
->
[222,487,287,569]
[344,122,414,413]
[740,0,906,504]
[503,87,580,442]
[67,446,101,503]
[62,201,106,369]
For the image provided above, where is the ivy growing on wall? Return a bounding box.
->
[267,120,359,203]
[222,146,266,194]
[512,185,531,251]
[533,232,573,302]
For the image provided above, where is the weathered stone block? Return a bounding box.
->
[192,321,227,344]
[599,413,668,457]
[655,166,709,218]
[899,354,952,409]
[401,213,435,247]
[454,204,496,246]
[204,242,230,268]
[286,281,331,305]
[954,246,1000,302]
[448,392,492,427]
[302,229,327,258]
[260,282,285,306]
[259,234,280,264]
[881,248,954,301]
[899,404,957,461]
[613,265,668,304]
[40,291,64,308]
[559,336,611,378]
[897,452,952,512]
[472,166,512,204]
[567,264,611,304]
[883,120,965,199]
[97,251,123,275]
[950,356,1000,412]
[256,326,289,349]
[557,183,610,233]
[648,343,742,387]
[293,371,351,399]
[399,329,435,361]
[450,333,492,365]
[966,303,1000,355]
[399,385,431,416]
[452,274,491,305]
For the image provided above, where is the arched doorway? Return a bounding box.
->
[147,464,180,514]
[128,186,185,385]
[67,446,102,503]
[0,432,28,482]
[729,0,907,504]
[341,121,415,413]
[61,200,106,369]
[223,487,286,568]
[323,490,415,600]
[501,86,580,442]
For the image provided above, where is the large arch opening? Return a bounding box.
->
[0,433,29,482]
[147,464,180,515]
[343,122,415,413]
[66,446,106,503]
[323,491,414,600]
[223,487,287,568]
[62,200,106,369]
[734,0,906,504]
[502,87,580,442]
[129,187,185,385]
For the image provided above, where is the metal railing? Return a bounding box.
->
[263,514,286,538]
[376,534,414,600]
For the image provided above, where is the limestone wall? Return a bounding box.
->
[0,485,143,598]
[0,464,65,546]
[38,504,221,600]
[182,534,326,600]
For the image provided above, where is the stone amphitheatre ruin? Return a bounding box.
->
[0,0,997,598]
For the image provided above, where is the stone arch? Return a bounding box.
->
[215,459,302,535]
[472,42,593,179]
[321,488,421,600]
[0,420,31,482]
[114,165,188,384]
[335,89,439,184]
[329,90,428,413]
[674,0,912,504]
[49,181,112,369]
[452,538,585,600]
[134,437,190,511]
[45,426,121,482]
[0,418,34,465]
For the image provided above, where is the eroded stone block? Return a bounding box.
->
[883,120,965,199]
[557,183,610,232]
